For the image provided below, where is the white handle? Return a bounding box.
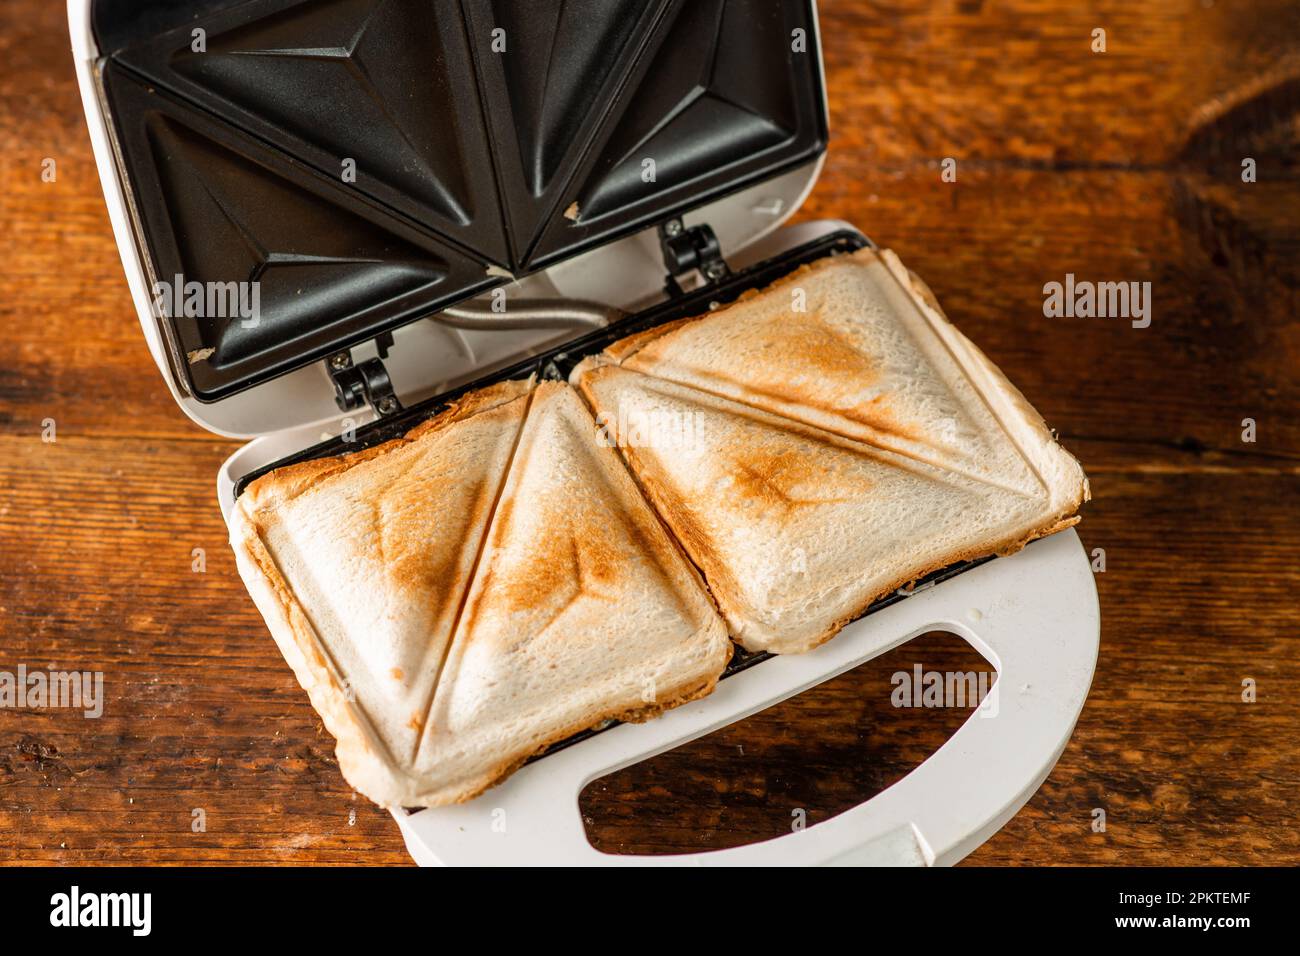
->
[397,529,1099,866]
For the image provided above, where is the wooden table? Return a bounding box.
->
[2,0,1297,865]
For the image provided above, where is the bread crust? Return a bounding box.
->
[239,377,534,511]
[401,634,728,806]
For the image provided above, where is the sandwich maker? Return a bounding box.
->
[70,0,1100,865]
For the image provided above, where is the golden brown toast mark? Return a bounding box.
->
[406,386,538,761]
[627,314,930,447]
[462,408,690,641]
[728,446,858,514]
[605,437,746,626]
[371,471,493,625]
[242,378,533,508]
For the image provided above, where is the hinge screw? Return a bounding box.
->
[376,396,398,416]
[329,352,351,371]
[664,218,683,237]
[704,261,727,281]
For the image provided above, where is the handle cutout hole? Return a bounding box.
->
[579,629,996,856]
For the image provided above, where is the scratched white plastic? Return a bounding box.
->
[394,528,1099,866]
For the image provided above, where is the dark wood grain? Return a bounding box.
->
[1,0,1297,865]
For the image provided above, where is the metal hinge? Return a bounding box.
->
[327,332,402,418]
[659,218,731,296]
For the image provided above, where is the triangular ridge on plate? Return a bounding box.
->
[116,0,510,263]
[100,65,503,399]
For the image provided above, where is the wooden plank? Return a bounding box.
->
[0,0,1296,865]
[2,434,1296,864]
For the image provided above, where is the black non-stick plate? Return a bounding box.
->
[93,0,827,400]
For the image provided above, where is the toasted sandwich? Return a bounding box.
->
[573,247,1089,654]
[410,382,729,803]
[230,379,729,807]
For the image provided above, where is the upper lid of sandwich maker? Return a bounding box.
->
[92,0,828,403]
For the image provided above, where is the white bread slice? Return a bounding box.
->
[229,380,532,808]
[603,247,1071,504]
[574,364,1081,653]
[410,382,730,804]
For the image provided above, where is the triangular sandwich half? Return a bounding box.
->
[230,380,533,808]
[411,382,730,804]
